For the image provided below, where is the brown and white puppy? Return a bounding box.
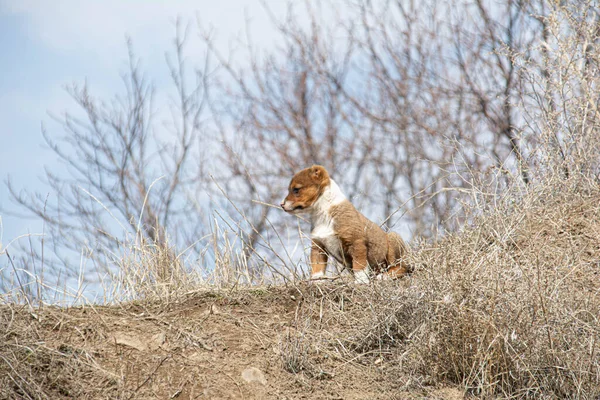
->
[281,165,410,283]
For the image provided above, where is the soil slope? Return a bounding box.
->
[1,286,461,400]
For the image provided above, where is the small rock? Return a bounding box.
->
[150,332,166,350]
[113,333,147,351]
[241,367,267,385]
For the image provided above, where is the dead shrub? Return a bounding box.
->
[280,327,313,374]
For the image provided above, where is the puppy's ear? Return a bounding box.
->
[309,165,325,181]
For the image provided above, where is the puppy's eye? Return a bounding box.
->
[293,188,300,195]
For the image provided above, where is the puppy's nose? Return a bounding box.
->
[280,202,285,209]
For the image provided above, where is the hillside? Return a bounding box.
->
[2,184,600,399]
[0,285,463,399]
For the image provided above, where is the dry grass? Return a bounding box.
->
[3,173,600,399]
[0,305,122,399]
[277,177,600,398]
[1,176,599,398]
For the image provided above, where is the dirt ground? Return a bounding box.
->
[1,285,464,399]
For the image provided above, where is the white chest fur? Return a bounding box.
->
[312,222,343,262]
[310,180,346,264]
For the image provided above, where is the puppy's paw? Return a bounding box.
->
[353,269,371,284]
[375,273,391,281]
[309,272,327,284]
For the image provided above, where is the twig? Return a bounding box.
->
[128,355,171,399]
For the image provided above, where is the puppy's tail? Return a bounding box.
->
[386,231,413,276]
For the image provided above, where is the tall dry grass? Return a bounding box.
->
[279,7,600,397]
[3,152,600,398]
[282,176,600,398]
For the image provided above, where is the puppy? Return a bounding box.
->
[281,165,410,283]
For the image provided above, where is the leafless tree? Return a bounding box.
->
[4,24,213,289]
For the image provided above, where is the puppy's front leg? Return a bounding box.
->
[310,241,328,280]
[350,240,370,284]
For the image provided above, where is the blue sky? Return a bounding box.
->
[0,1,294,251]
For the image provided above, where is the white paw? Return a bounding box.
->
[310,271,324,279]
[310,271,326,284]
[375,273,390,281]
[353,269,371,284]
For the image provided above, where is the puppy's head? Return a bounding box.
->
[281,165,330,214]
